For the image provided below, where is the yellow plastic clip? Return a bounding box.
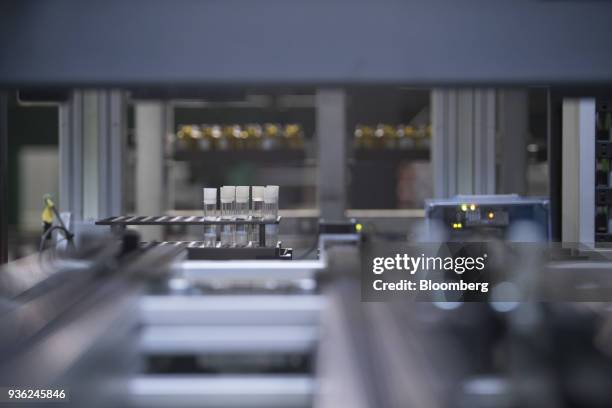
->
[41,194,55,224]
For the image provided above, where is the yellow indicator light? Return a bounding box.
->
[452,223,463,229]
[457,222,462,229]
[487,212,494,219]
[460,204,468,212]
[355,223,363,232]
[469,204,476,211]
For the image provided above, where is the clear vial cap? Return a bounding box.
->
[252,186,265,201]
[236,186,250,203]
[220,186,236,203]
[264,185,279,203]
[203,188,217,205]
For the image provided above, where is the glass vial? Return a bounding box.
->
[235,186,250,247]
[220,186,236,247]
[203,188,218,247]
[264,185,279,247]
[251,186,265,246]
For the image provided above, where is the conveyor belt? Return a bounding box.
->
[97,215,283,247]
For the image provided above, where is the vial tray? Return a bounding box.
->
[96,215,281,226]
[141,241,292,260]
[96,215,281,247]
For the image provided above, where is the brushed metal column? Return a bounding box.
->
[316,89,347,220]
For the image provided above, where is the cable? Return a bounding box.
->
[39,225,74,255]
[38,194,75,260]
[42,194,71,234]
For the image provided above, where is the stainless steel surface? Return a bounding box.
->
[141,325,318,355]
[140,295,325,326]
[0,280,141,408]
[177,260,325,283]
[6,234,612,407]
[140,294,323,354]
[314,290,371,408]
[128,375,314,408]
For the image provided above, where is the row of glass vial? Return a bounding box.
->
[176,124,305,151]
[354,123,432,150]
[202,185,279,247]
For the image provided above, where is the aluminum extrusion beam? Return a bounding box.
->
[562,98,595,245]
[58,90,127,221]
[59,91,84,220]
[97,90,126,218]
[134,101,167,241]
[432,88,496,197]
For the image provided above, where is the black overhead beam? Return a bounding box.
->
[1,0,612,87]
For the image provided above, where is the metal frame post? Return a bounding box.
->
[59,91,84,221]
[98,90,126,218]
[316,89,347,220]
[59,89,126,225]
[498,90,528,195]
[0,92,7,264]
[561,98,595,245]
[82,90,100,219]
[135,101,167,241]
